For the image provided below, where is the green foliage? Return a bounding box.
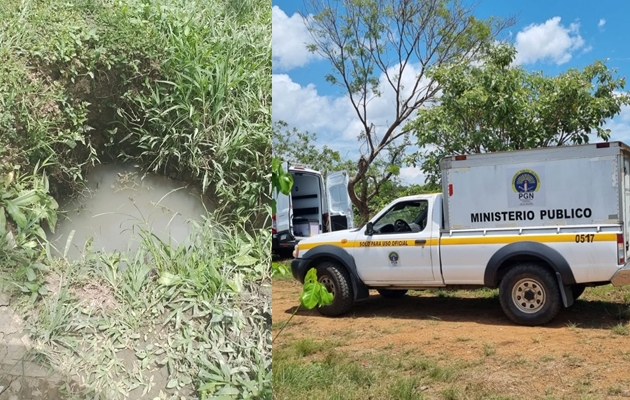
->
[272,158,294,197]
[273,268,334,344]
[0,0,271,231]
[300,268,334,309]
[0,160,59,272]
[410,43,630,184]
[272,157,294,215]
[272,261,291,277]
[0,0,272,398]
[304,0,511,221]
[13,212,272,399]
[273,120,344,178]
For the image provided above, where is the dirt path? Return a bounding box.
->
[0,293,64,400]
[273,279,630,398]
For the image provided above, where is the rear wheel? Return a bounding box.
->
[377,289,408,299]
[499,263,562,326]
[315,261,354,317]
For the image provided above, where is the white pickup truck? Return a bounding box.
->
[290,142,630,325]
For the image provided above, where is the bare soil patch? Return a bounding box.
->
[273,279,630,398]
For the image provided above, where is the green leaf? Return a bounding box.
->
[300,268,334,309]
[233,254,256,267]
[166,379,178,389]
[158,272,180,286]
[26,268,36,282]
[11,190,39,207]
[278,173,293,194]
[4,200,27,229]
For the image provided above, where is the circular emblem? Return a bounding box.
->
[388,252,399,263]
[512,169,540,193]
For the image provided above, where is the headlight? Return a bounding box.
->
[292,244,300,258]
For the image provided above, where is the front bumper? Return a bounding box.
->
[291,258,311,283]
[611,264,630,286]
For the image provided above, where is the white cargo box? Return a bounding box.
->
[440,142,630,231]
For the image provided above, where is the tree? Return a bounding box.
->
[302,0,511,221]
[273,121,418,223]
[272,121,344,178]
[409,44,630,184]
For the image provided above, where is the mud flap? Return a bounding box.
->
[556,272,574,308]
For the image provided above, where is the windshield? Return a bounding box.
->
[372,200,429,234]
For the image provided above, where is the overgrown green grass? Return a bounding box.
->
[0,0,271,398]
[1,0,270,266]
[11,214,271,399]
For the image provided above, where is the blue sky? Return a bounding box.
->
[272,0,630,184]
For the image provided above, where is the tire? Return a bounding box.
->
[315,261,354,317]
[377,289,408,299]
[571,284,586,300]
[499,263,562,326]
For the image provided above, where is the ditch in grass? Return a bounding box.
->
[3,216,271,399]
[1,0,270,398]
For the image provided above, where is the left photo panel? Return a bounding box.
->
[0,0,271,398]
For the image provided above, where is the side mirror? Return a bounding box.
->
[365,221,374,236]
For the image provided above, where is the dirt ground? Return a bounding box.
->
[273,279,630,398]
[0,293,64,400]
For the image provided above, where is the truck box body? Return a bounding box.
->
[440,142,630,234]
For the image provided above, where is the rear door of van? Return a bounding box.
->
[326,171,355,231]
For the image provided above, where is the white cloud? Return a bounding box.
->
[607,103,630,144]
[598,18,606,28]
[514,17,586,65]
[273,62,434,145]
[272,66,435,185]
[272,6,320,71]
[272,74,353,136]
[399,167,427,186]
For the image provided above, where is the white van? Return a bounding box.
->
[272,164,354,255]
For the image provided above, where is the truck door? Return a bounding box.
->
[351,198,436,284]
[326,171,355,231]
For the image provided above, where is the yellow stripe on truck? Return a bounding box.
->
[298,233,618,250]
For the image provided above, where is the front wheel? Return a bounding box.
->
[315,261,354,317]
[499,264,562,326]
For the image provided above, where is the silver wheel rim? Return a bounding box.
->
[319,276,336,297]
[512,278,546,314]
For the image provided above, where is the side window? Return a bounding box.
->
[372,200,428,234]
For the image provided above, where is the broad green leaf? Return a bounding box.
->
[278,173,293,195]
[158,272,180,286]
[300,268,334,309]
[233,254,257,266]
[26,268,36,282]
[11,190,39,207]
[4,200,27,229]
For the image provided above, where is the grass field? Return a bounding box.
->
[272,274,630,400]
